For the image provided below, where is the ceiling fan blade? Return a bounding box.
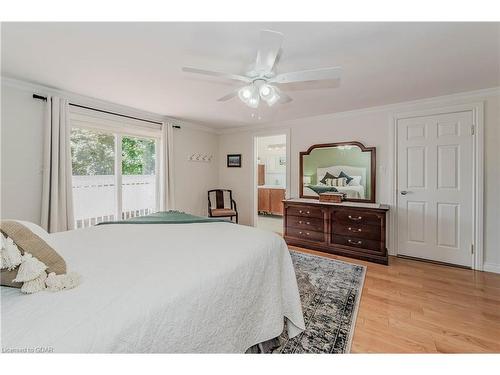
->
[254,30,284,74]
[269,67,342,84]
[182,67,251,83]
[217,90,239,102]
[278,91,293,104]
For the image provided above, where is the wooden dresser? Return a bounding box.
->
[283,198,389,265]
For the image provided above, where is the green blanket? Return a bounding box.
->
[306,185,339,195]
[96,211,231,225]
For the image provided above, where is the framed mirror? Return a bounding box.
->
[299,141,376,203]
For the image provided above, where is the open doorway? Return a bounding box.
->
[254,134,287,234]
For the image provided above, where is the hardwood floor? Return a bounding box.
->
[290,246,500,353]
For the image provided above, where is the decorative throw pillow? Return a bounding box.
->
[338,171,354,185]
[348,176,362,186]
[330,178,344,187]
[320,172,337,185]
[336,177,347,187]
[1,220,78,294]
[15,220,51,242]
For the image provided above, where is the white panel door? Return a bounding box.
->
[397,111,474,266]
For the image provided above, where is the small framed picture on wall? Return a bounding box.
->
[227,154,242,168]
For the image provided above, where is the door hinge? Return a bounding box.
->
[471,244,474,254]
[471,125,475,136]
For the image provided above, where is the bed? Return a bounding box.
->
[304,165,367,199]
[1,214,305,353]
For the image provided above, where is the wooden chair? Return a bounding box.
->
[208,189,238,223]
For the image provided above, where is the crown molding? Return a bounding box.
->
[217,86,500,135]
[166,117,219,134]
[1,75,217,134]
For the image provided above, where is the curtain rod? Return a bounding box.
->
[32,94,181,128]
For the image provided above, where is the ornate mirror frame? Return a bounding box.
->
[299,141,376,203]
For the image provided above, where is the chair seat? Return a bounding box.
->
[211,208,237,217]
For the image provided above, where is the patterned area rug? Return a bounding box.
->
[271,250,366,353]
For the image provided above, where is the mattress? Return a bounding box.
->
[1,222,305,353]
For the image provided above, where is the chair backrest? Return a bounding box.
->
[208,189,233,210]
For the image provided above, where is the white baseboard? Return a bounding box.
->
[483,262,500,274]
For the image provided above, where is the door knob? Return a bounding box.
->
[400,190,409,195]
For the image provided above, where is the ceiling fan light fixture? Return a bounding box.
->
[238,85,254,101]
[238,84,262,108]
[259,84,272,98]
[183,29,343,111]
[262,85,280,106]
[247,95,260,108]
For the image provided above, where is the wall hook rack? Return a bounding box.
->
[188,153,213,162]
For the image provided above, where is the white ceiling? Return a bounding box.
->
[2,22,499,129]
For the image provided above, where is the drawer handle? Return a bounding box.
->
[298,210,311,215]
[348,239,363,245]
[348,227,362,232]
[298,231,310,236]
[298,221,311,225]
[348,215,363,221]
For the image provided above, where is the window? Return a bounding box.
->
[70,109,161,228]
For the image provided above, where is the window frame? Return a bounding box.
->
[70,108,162,223]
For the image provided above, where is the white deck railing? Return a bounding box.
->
[72,175,156,229]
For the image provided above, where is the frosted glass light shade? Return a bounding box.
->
[239,83,281,108]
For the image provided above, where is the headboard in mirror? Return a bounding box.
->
[299,141,376,203]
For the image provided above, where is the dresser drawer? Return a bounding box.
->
[331,234,383,252]
[286,227,325,242]
[287,216,324,232]
[333,222,381,241]
[283,199,389,265]
[332,209,382,226]
[286,205,324,219]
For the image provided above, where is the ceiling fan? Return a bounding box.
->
[182,30,342,109]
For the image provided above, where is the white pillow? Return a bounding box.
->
[348,176,362,186]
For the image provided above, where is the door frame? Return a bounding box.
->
[251,128,291,228]
[390,102,484,270]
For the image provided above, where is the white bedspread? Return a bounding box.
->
[1,222,305,353]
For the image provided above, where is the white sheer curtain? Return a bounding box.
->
[40,96,75,232]
[160,122,175,210]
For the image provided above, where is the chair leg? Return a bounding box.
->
[235,213,238,224]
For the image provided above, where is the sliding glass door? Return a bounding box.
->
[71,128,159,228]
[71,127,117,228]
[121,136,157,219]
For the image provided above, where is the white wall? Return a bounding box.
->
[172,126,219,216]
[0,80,219,223]
[1,83,45,224]
[218,89,500,271]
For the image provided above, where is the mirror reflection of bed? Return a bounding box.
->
[300,142,375,203]
[303,165,367,199]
